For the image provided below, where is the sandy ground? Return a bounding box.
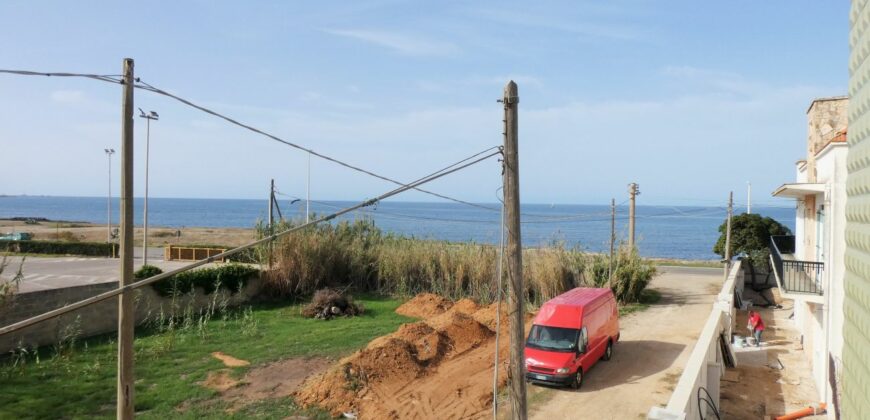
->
[0,220,255,247]
[528,266,723,420]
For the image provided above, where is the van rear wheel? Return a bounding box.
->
[570,368,583,389]
[603,341,613,361]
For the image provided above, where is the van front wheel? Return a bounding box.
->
[571,368,583,389]
[603,341,613,361]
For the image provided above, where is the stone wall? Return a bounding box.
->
[0,276,263,353]
[806,97,848,182]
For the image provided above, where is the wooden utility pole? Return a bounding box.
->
[724,191,733,275]
[628,183,639,249]
[117,57,135,420]
[609,198,615,288]
[269,179,275,270]
[502,80,527,420]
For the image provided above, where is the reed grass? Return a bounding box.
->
[261,218,656,305]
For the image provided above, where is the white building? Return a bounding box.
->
[771,96,847,410]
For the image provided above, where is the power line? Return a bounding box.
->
[0,146,502,337]
[132,79,503,212]
[0,67,502,213]
[0,69,122,84]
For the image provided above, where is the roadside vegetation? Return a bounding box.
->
[135,263,260,297]
[0,239,116,257]
[0,294,410,418]
[261,217,657,306]
[0,255,24,308]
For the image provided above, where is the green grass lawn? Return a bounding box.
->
[0,295,412,419]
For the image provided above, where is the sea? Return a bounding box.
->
[0,196,795,261]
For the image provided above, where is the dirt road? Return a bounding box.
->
[529,266,722,420]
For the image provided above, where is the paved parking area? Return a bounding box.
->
[1,248,205,293]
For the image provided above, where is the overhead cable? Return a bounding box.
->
[0,67,501,213]
[0,147,502,336]
[133,79,501,212]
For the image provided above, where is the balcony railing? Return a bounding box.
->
[769,235,824,296]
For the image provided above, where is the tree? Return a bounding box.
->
[713,213,791,259]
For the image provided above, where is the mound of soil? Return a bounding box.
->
[395,293,453,318]
[450,298,481,315]
[296,294,522,419]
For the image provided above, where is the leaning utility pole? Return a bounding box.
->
[609,198,616,288]
[117,57,135,420]
[268,179,275,270]
[628,183,639,249]
[724,191,733,275]
[502,80,527,420]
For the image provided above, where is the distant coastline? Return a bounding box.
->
[0,195,796,260]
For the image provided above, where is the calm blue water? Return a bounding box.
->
[0,196,795,260]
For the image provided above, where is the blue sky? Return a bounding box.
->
[0,1,850,206]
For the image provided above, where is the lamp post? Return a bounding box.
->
[138,108,159,266]
[104,148,115,243]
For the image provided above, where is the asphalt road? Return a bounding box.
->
[1,247,200,293]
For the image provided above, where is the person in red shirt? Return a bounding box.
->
[748,311,765,347]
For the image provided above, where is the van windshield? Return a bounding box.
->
[526,325,580,353]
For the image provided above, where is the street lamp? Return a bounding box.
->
[138,108,159,266]
[104,148,115,243]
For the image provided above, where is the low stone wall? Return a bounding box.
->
[0,276,263,354]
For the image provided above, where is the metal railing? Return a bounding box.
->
[769,235,824,295]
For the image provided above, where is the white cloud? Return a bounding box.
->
[323,28,459,57]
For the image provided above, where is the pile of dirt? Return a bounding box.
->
[296,295,518,419]
[394,293,453,318]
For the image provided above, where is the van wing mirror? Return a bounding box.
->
[577,327,588,354]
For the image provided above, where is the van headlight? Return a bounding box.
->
[556,368,570,374]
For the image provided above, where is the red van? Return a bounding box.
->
[524,287,620,389]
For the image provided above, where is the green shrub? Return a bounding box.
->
[0,240,116,257]
[150,264,260,297]
[134,265,163,280]
[586,246,658,303]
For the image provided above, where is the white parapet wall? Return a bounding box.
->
[647,261,742,420]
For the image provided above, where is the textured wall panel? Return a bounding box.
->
[844,1,870,417]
